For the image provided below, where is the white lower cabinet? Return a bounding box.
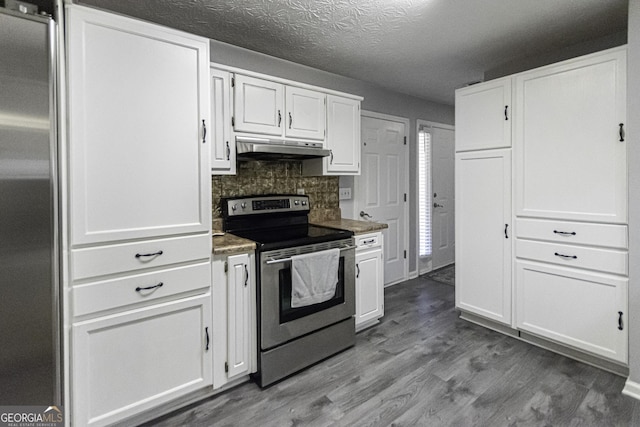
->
[212,252,257,389]
[72,294,212,427]
[455,149,512,325]
[515,261,628,363]
[355,232,384,330]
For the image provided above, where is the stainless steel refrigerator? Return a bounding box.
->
[0,8,61,405]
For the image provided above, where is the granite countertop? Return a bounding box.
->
[212,232,256,256]
[312,218,388,235]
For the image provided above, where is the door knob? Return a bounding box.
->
[360,211,372,219]
[433,203,443,208]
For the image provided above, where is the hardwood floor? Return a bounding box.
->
[148,276,640,426]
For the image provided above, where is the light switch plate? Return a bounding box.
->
[339,187,352,200]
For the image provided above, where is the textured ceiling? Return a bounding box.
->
[77,0,628,105]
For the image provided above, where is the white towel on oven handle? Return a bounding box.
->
[291,248,340,308]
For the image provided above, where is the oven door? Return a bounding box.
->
[259,239,355,350]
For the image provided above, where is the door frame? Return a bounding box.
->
[355,110,410,286]
[415,120,455,275]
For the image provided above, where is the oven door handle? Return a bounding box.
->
[265,245,357,265]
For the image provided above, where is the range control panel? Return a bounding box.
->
[223,195,310,217]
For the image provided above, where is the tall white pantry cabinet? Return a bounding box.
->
[455,46,628,366]
[66,5,212,427]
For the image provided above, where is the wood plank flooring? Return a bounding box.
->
[147,276,640,426]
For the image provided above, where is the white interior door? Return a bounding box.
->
[431,125,455,269]
[356,113,408,285]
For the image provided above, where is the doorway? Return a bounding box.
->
[355,111,409,285]
[417,121,455,274]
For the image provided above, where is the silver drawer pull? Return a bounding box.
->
[265,245,357,265]
[362,239,376,245]
[135,282,163,292]
[553,230,576,236]
[554,252,577,260]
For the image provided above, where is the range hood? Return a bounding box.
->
[235,136,331,161]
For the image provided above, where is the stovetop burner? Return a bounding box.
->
[231,224,352,251]
[221,195,353,251]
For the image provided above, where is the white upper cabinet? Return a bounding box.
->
[210,67,235,174]
[233,74,284,135]
[233,74,326,141]
[514,47,627,224]
[455,77,512,152]
[67,6,211,245]
[321,95,361,175]
[285,86,326,140]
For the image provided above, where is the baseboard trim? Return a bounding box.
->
[623,379,640,401]
[459,310,628,377]
[356,318,381,333]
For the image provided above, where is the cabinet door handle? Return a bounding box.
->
[205,327,210,350]
[553,230,576,236]
[504,224,509,239]
[135,282,163,292]
[244,264,249,287]
[356,263,360,278]
[504,105,509,121]
[360,211,372,219]
[619,123,625,142]
[135,250,163,258]
[202,119,207,144]
[278,110,282,127]
[330,149,334,164]
[363,239,375,245]
[226,141,231,160]
[554,252,577,259]
[618,311,624,330]
[289,112,293,129]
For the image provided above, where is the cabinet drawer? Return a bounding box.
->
[72,234,211,281]
[356,232,382,249]
[73,262,211,317]
[516,239,627,275]
[516,218,627,249]
[515,260,627,363]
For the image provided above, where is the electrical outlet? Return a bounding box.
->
[339,187,352,200]
[297,188,305,195]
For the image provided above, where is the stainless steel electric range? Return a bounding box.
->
[222,194,356,387]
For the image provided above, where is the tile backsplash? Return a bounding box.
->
[212,161,340,228]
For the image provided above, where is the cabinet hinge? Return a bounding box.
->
[224,362,228,373]
[404,193,407,202]
[224,261,228,273]
[403,136,407,145]
[231,116,235,127]
[404,250,407,259]
[231,77,235,88]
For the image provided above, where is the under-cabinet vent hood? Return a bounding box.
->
[236,136,330,161]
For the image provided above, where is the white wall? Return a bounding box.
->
[484,31,627,80]
[627,0,640,387]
